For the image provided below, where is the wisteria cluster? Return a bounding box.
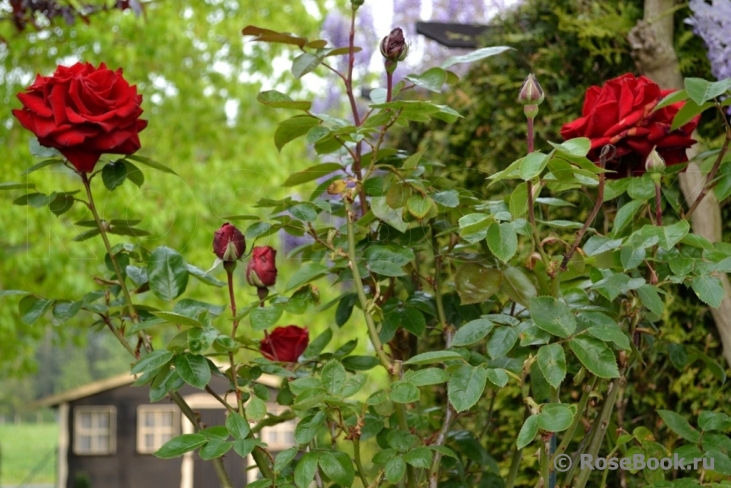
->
[686,0,731,81]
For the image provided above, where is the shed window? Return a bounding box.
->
[73,406,116,455]
[137,405,180,453]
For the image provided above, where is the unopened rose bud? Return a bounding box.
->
[645,147,666,174]
[247,246,277,299]
[518,73,544,106]
[380,28,408,63]
[213,223,246,263]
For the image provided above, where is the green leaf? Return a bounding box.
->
[341,374,367,397]
[18,295,53,325]
[672,99,712,131]
[286,263,328,291]
[537,344,566,389]
[684,77,731,105]
[283,162,342,187]
[517,415,539,449]
[657,410,701,443]
[257,90,312,111]
[21,158,64,175]
[295,411,326,444]
[405,67,447,92]
[0,182,36,191]
[404,368,449,386]
[537,404,574,432]
[485,368,509,387]
[152,311,203,327]
[49,194,74,216]
[432,189,459,207]
[487,222,517,262]
[319,451,355,487]
[274,447,298,473]
[123,160,145,187]
[147,246,188,301]
[0,290,28,298]
[627,176,656,200]
[644,220,690,250]
[385,456,406,484]
[186,264,225,287]
[199,438,233,460]
[292,52,322,78]
[274,116,320,152]
[225,413,250,440]
[500,267,537,307]
[407,194,432,219]
[250,305,284,331]
[174,354,211,389]
[404,447,433,469]
[698,411,731,432]
[621,245,646,270]
[519,151,549,180]
[587,323,630,350]
[441,46,512,69]
[390,380,421,403]
[451,318,494,347]
[294,452,320,488]
[131,350,173,375]
[289,204,318,222]
[612,200,645,236]
[448,364,487,412]
[691,275,724,308]
[455,265,502,305]
[529,296,577,339]
[233,438,258,458]
[52,300,82,322]
[321,360,346,395]
[487,327,518,359]
[154,434,207,459]
[655,89,688,110]
[637,285,664,316]
[342,355,380,371]
[569,336,619,378]
[371,196,409,232]
[246,396,268,422]
[102,160,127,191]
[125,154,178,175]
[405,350,463,365]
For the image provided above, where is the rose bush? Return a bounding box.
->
[3,8,731,488]
[12,61,147,173]
[560,73,698,177]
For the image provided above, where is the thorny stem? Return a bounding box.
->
[345,7,368,217]
[344,197,392,371]
[81,173,138,322]
[560,149,609,271]
[654,182,663,226]
[685,120,731,218]
[81,173,237,488]
[353,437,371,488]
[226,268,275,481]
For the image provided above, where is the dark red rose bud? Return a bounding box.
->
[213,223,246,262]
[246,246,278,288]
[260,326,309,363]
[12,62,147,173]
[380,28,409,62]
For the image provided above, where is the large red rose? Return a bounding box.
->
[12,62,147,173]
[560,73,698,178]
[260,326,309,363]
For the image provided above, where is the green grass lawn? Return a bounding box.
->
[0,423,57,485]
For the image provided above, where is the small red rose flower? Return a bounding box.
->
[246,246,277,288]
[12,62,148,173]
[260,326,309,363]
[213,223,246,262]
[560,73,698,178]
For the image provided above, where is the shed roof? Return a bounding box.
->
[33,371,282,408]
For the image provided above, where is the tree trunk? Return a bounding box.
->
[629,0,731,367]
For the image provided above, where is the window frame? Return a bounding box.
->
[73,406,117,456]
[136,405,181,454]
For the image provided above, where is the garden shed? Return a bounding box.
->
[35,373,294,488]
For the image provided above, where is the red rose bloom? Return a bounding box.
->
[12,62,147,173]
[246,246,277,288]
[213,223,246,262]
[560,73,698,178]
[260,326,309,363]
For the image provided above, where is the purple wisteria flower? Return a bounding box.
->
[686,0,731,81]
